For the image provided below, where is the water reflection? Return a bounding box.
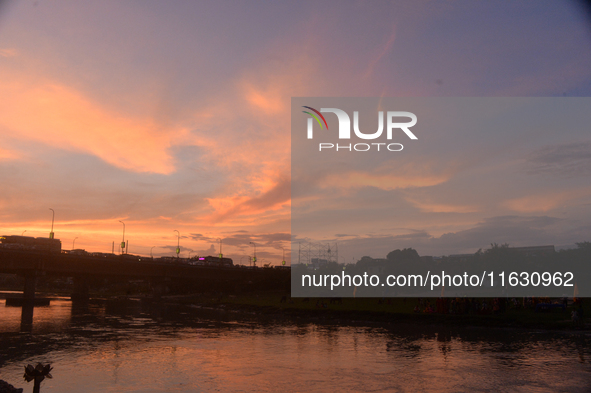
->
[20,304,33,332]
[0,297,590,392]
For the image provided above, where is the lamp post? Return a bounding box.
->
[49,208,55,239]
[282,247,286,266]
[119,220,125,254]
[21,230,26,236]
[217,238,223,258]
[151,246,155,259]
[249,241,256,267]
[174,230,180,258]
[73,237,78,250]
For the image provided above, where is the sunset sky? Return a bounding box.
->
[0,1,590,263]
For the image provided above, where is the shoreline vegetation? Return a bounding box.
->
[157,292,589,331]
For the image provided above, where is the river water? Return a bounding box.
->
[1,297,590,392]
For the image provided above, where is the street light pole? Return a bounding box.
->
[217,238,223,258]
[151,246,155,259]
[174,230,180,258]
[249,241,256,267]
[73,237,78,249]
[119,220,125,254]
[21,230,26,236]
[49,208,55,239]
[282,247,286,266]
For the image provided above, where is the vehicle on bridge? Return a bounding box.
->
[190,256,234,267]
[63,249,87,256]
[0,235,61,253]
[90,252,116,258]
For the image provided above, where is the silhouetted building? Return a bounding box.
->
[0,235,61,253]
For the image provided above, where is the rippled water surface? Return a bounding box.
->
[1,297,590,392]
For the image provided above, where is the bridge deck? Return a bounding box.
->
[0,249,289,282]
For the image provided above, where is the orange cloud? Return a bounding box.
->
[0,147,19,161]
[331,172,448,190]
[321,165,453,191]
[0,36,318,256]
[243,83,286,115]
[203,174,290,225]
[502,189,591,213]
[176,47,318,229]
[0,69,189,174]
[406,199,479,213]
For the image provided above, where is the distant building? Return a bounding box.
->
[442,253,476,263]
[0,235,61,253]
[439,245,557,261]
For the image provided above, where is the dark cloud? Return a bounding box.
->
[526,141,591,176]
[305,215,575,260]
[189,231,289,248]
[189,233,214,242]
[434,215,562,253]
[158,244,216,257]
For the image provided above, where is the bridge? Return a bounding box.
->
[0,248,290,302]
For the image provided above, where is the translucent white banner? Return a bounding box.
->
[291,97,591,297]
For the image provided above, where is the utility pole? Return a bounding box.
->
[249,242,257,267]
[49,208,55,239]
[119,221,125,254]
[174,230,180,258]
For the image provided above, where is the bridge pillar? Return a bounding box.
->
[71,276,89,302]
[20,304,34,332]
[23,273,37,303]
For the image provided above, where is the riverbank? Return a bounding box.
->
[0,380,22,393]
[162,292,590,330]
